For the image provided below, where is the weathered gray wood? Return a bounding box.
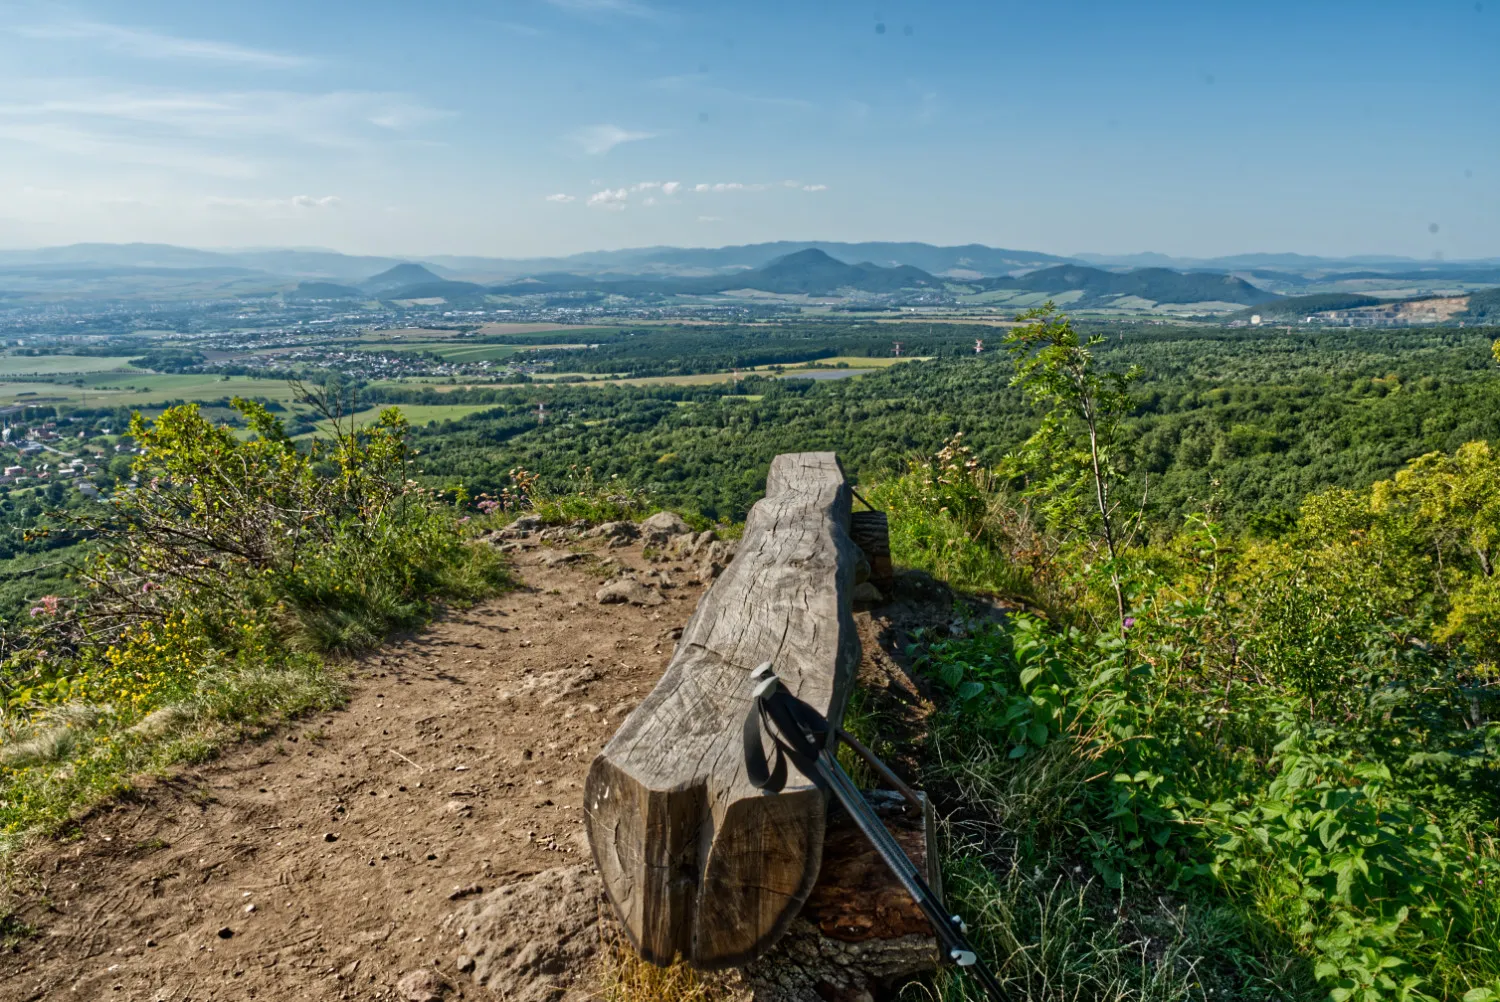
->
[585,452,862,969]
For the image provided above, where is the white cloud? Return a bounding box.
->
[802,184,828,192]
[783,179,802,188]
[661,180,681,195]
[570,124,655,155]
[12,21,309,69]
[631,181,661,191]
[696,215,721,223]
[291,194,339,208]
[544,193,576,203]
[587,187,629,210]
[692,182,769,193]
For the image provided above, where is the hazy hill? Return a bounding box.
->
[1464,287,1500,319]
[724,249,941,294]
[437,241,1071,279]
[286,281,365,301]
[490,249,942,298]
[361,263,447,294]
[384,280,488,301]
[971,265,1281,306]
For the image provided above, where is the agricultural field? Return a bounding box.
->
[0,355,139,376]
[298,402,500,438]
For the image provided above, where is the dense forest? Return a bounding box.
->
[390,323,1500,529]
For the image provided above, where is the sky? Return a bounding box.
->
[0,0,1495,260]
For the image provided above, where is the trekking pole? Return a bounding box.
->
[742,662,1008,1001]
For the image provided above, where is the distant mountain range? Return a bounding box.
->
[1,241,1498,308]
[1,241,1498,285]
[319,250,1279,307]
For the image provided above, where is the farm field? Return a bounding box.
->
[299,402,499,438]
[0,355,139,376]
[0,373,302,409]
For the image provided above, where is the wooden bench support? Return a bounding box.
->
[585,452,862,968]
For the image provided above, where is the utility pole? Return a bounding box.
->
[536,401,547,425]
[974,338,984,354]
[892,341,903,357]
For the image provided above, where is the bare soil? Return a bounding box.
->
[0,541,706,1002]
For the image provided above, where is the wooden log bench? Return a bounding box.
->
[584,452,933,979]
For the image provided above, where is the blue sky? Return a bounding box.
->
[0,0,1495,259]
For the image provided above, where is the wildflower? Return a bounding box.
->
[1123,617,1136,629]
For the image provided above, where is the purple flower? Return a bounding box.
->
[1123,617,1136,629]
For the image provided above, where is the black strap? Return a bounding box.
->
[744,687,829,792]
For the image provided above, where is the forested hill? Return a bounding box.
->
[964,264,1281,306]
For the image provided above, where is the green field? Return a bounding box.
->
[0,374,305,409]
[301,403,499,438]
[0,355,138,376]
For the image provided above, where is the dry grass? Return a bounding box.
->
[596,924,736,1002]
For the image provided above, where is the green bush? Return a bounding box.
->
[0,394,507,853]
[886,434,1500,1001]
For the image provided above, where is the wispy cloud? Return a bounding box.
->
[207,193,341,212]
[0,120,256,178]
[801,184,827,192]
[546,0,657,19]
[12,21,309,69]
[0,83,450,178]
[570,124,655,155]
[545,193,576,203]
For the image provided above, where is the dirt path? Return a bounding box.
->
[0,539,706,1002]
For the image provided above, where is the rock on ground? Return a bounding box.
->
[596,576,665,606]
[441,865,605,1002]
[397,967,449,1001]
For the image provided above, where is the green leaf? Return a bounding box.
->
[956,680,985,702]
